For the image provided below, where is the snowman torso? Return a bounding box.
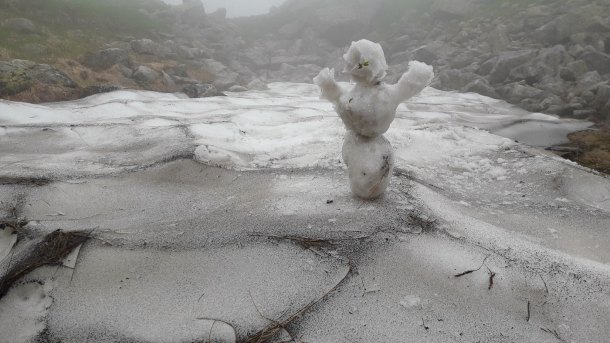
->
[336,83,399,137]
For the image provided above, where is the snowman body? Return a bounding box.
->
[314,39,433,199]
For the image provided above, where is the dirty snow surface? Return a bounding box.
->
[0,83,608,343]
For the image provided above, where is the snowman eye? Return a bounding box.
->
[357,60,370,69]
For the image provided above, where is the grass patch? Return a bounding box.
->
[0,0,168,63]
[566,128,610,174]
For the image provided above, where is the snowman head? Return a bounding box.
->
[343,39,388,85]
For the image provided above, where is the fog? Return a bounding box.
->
[161,0,286,17]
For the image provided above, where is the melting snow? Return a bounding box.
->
[0,83,608,342]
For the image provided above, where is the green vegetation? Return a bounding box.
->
[0,67,32,95]
[0,0,168,62]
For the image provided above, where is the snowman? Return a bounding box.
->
[314,39,433,199]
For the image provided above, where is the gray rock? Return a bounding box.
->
[489,24,511,53]
[560,67,577,82]
[539,95,566,112]
[497,82,545,104]
[488,50,538,84]
[182,83,219,98]
[585,17,610,33]
[200,59,239,91]
[538,45,570,74]
[161,71,176,88]
[577,71,603,92]
[119,65,133,78]
[2,18,36,34]
[532,21,557,44]
[176,0,207,25]
[477,57,498,76]
[572,109,597,119]
[537,78,570,97]
[438,69,479,90]
[131,39,168,57]
[450,51,475,69]
[247,79,269,91]
[228,85,248,92]
[464,78,499,98]
[164,65,188,78]
[566,60,589,78]
[412,45,439,64]
[177,45,197,60]
[0,59,77,96]
[81,48,130,71]
[132,66,160,84]
[508,64,549,85]
[579,50,610,75]
[601,100,610,120]
[593,84,610,109]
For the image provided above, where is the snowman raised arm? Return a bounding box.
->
[314,39,433,199]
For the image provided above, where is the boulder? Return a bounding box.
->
[532,21,557,44]
[538,45,570,74]
[488,50,537,84]
[593,84,610,109]
[586,17,610,33]
[182,83,219,98]
[131,39,168,57]
[164,65,188,78]
[489,24,511,53]
[477,57,498,76]
[132,66,160,84]
[247,79,269,91]
[560,68,577,81]
[438,69,479,90]
[412,45,439,64]
[228,85,248,92]
[508,64,550,85]
[577,71,603,92]
[497,82,545,104]
[2,18,36,34]
[177,45,197,60]
[0,59,77,96]
[565,60,589,78]
[464,78,499,98]
[176,0,207,25]
[200,59,239,91]
[450,51,475,69]
[579,50,610,75]
[601,100,610,120]
[81,48,130,71]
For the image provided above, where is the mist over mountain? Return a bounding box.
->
[161,0,286,17]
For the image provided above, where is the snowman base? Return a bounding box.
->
[342,131,394,200]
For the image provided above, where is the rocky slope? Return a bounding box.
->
[235,0,610,123]
[0,0,254,101]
